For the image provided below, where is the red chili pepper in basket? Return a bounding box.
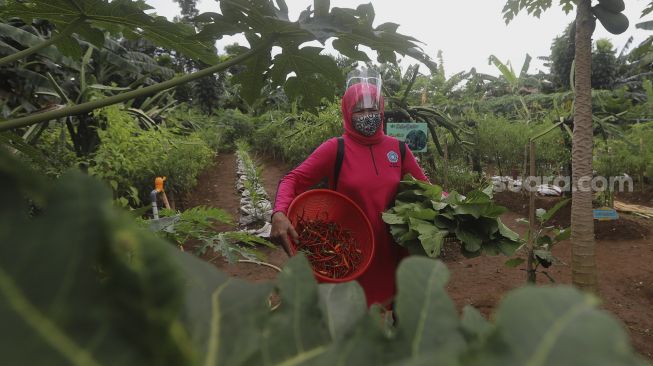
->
[295,215,363,279]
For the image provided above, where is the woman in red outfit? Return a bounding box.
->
[270,70,428,307]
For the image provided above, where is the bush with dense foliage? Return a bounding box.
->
[87,105,213,206]
[253,102,342,165]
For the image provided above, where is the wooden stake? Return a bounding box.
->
[527,139,536,283]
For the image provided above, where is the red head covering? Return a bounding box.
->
[341,83,385,145]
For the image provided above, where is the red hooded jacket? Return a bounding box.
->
[273,83,428,306]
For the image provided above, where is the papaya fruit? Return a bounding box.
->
[592,4,629,35]
[597,0,625,13]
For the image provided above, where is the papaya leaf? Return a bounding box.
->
[393,201,424,214]
[1,0,219,64]
[285,76,334,112]
[195,13,244,41]
[297,15,344,44]
[269,46,342,110]
[480,204,508,218]
[332,38,370,61]
[375,22,399,33]
[232,42,272,106]
[431,201,449,211]
[399,228,419,243]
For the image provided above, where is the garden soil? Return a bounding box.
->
[186,155,653,360]
[494,191,650,241]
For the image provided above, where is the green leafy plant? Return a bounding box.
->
[1,0,437,132]
[150,206,273,262]
[252,102,343,165]
[383,174,521,258]
[427,157,489,194]
[1,149,648,366]
[216,110,257,151]
[87,105,213,205]
[506,199,571,283]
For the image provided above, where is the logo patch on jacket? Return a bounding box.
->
[387,150,399,164]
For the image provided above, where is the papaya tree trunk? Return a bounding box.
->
[571,0,597,292]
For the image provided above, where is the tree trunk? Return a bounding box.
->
[571,0,597,292]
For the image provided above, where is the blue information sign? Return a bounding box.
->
[592,207,619,220]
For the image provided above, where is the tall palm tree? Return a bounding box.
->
[570,0,597,291]
[502,0,630,292]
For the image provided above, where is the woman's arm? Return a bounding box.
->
[272,137,339,215]
[271,138,339,255]
[401,145,429,182]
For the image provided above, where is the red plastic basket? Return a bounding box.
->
[287,189,375,283]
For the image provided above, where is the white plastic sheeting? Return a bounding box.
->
[235,152,273,226]
[491,176,562,196]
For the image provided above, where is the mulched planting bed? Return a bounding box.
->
[494,191,650,241]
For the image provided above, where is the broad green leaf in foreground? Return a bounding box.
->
[0,168,193,366]
[468,286,648,366]
[393,258,466,360]
[171,248,272,366]
[261,255,331,365]
[318,282,367,341]
[2,152,647,366]
[460,306,493,344]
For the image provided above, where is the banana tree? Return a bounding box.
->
[379,64,471,157]
[487,53,534,122]
[0,0,437,133]
[503,0,630,292]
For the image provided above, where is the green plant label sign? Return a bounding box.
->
[386,123,428,152]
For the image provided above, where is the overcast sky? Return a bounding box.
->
[145,0,653,77]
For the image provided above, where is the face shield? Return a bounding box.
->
[345,68,383,112]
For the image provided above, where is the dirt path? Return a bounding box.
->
[443,211,653,358]
[184,152,290,282]
[184,154,652,359]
